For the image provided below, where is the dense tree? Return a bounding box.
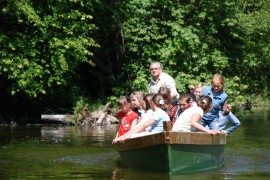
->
[113,0,270,104]
[238,0,270,96]
[0,0,270,121]
[0,0,98,97]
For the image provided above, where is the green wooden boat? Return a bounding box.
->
[114,122,226,174]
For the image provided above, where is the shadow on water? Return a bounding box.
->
[0,107,270,179]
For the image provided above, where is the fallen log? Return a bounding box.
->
[41,114,74,124]
[41,102,119,126]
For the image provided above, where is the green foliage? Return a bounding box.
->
[107,95,119,109]
[1,0,270,121]
[0,0,98,97]
[73,96,89,118]
[236,0,270,96]
[73,96,108,116]
[224,76,250,106]
[111,0,270,105]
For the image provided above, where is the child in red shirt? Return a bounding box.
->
[114,96,138,138]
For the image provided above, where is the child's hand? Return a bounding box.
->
[226,104,231,112]
[223,104,231,115]
[208,130,222,135]
[112,136,128,144]
[221,130,227,136]
[112,138,120,144]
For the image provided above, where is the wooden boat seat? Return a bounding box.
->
[163,121,173,131]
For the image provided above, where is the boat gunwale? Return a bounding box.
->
[115,131,226,151]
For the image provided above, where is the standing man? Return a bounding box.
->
[148,61,179,100]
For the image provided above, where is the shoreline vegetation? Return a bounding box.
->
[1,98,269,126]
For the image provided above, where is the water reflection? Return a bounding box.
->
[75,125,118,146]
[41,126,66,138]
[39,125,118,147]
[0,125,41,146]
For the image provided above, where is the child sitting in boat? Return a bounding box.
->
[194,83,205,101]
[218,104,241,135]
[158,87,178,124]
[113,96,139,140]
[202,73,228,130]
[174,93,196,122]
[134,93,154,128]
[172,96,221,135]
[130,91,146,119]
[193,82,240,135]
[112,94,170,143]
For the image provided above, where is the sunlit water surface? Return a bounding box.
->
[0,107,270,179]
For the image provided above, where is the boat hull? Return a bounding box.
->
[115,131,226,174]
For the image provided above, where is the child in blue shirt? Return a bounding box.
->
[202,73,228,130]
[218,104,241,135]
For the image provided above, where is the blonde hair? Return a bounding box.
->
[211,73,225,86]
[130,91,145,107]
[195,83,205,89]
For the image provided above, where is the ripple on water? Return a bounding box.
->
[221,147,270,174]
[53,151,119,167]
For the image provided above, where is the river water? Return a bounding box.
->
[0,107,270,179]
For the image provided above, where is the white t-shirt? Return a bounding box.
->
[135,109,154,128]
[148,72,179,99]
[172,106,203,132]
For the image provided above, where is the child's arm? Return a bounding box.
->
[115,132,119,139]
[191,114,221,135]
[224,112,241,134]
[130,118,138,129]
[112,119,155,143]
[113,113,120,140]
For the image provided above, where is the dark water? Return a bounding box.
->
[1,108,270,180]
